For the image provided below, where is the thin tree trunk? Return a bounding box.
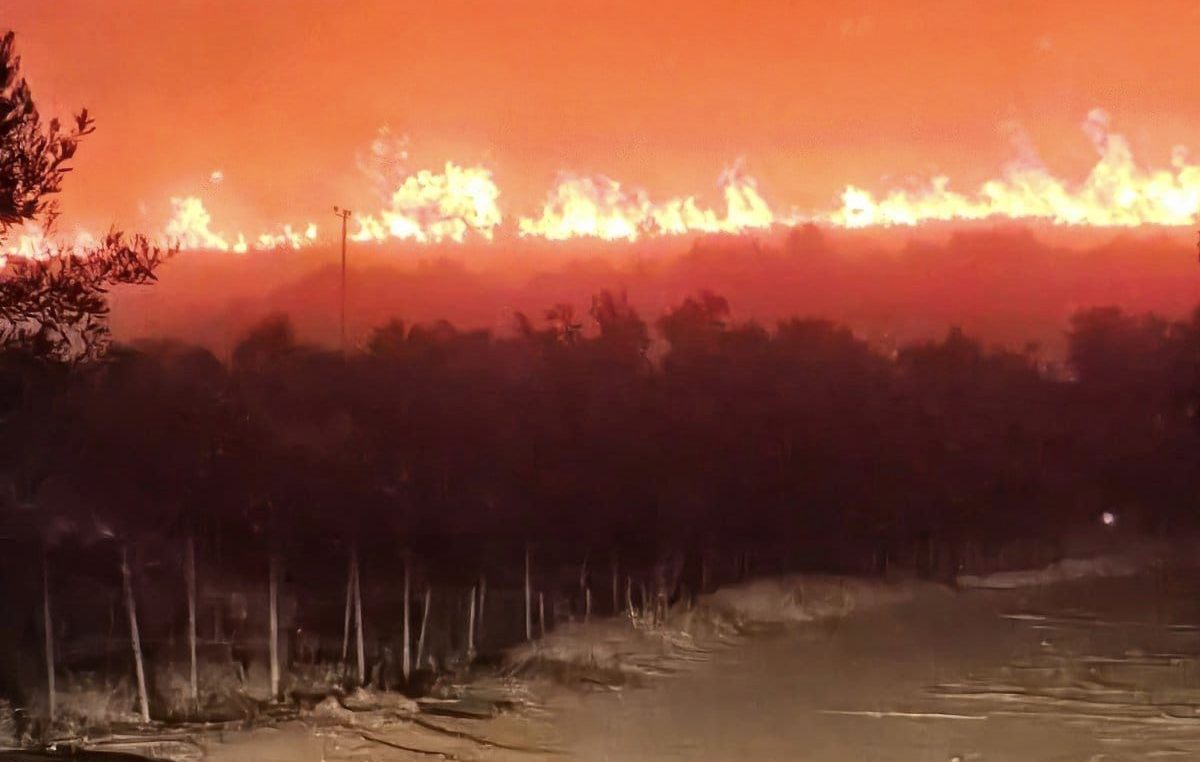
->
[354,553,365,685]
[538,591,546,638]
[121,546,150,723]
[268,553,279,701]
[415,587,431,670]
[185,531,198,707]
[524,545,532,641]
[42,548,55,725]
[584,587,592,623]
[466,585,477,662]
[341,546,355,664]
[402,553,411,682]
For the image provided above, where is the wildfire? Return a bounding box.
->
[4,110,1200,262]
[163,197,319,254]
[1,227,99,267]
[165,196,231,251]
[515,163,778,241]
[828,110,1200,228]
[350,162,502,244]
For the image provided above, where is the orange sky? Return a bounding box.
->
[3,0,1200,232]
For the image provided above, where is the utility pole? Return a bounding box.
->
[333,206,352,353]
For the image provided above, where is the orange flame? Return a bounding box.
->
[829,110,1200,228]
[2,226,99,266]
[351,162,502,244]
[517,163,778,241]
[4,111,1199,262]
[163,197,319,253]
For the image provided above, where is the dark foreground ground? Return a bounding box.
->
[10,568,1200,761]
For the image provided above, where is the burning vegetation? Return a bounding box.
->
[6,107,1200,261]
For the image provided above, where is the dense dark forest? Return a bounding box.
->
[11,290,1200,572]
[4,290,1200,720]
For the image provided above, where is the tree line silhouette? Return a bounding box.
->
[5,293,1200,580]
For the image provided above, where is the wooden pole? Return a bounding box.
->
[466,585,477,662]
[402,552,411,682]
[538,592,546,638]
[185,531,198,707]
[105,592,115,688]
[415,587,431,671]
[524,545,532,642]
[611,555,619,613]
[625,576,634,621]
[477,574,487,648]
[354,553,365,685]
[576,556,585,619]
[341,546,354,664]
[42,548,55,725]
[121,546,151,723]
[268,554,280,701]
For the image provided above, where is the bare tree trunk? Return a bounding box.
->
[524,545,533,641]
[402,552,411,682]
[185,531,198,708]
[121,546,150,723]
[466,586,477,662]
[42,548,55,725]
[538,591,546,638]
[354,553,365,685]
[341,546,355,664]
[415,587,431,670]
[584,587,592,623]
[268,554,280,701]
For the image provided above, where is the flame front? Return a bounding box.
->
[351,162,502,244]
[517,163,777,241]
[828,110,1200,228]
[5,110,1200,262]
[161,197,319,255]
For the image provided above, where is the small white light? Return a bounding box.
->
[1101,511,1116,527]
